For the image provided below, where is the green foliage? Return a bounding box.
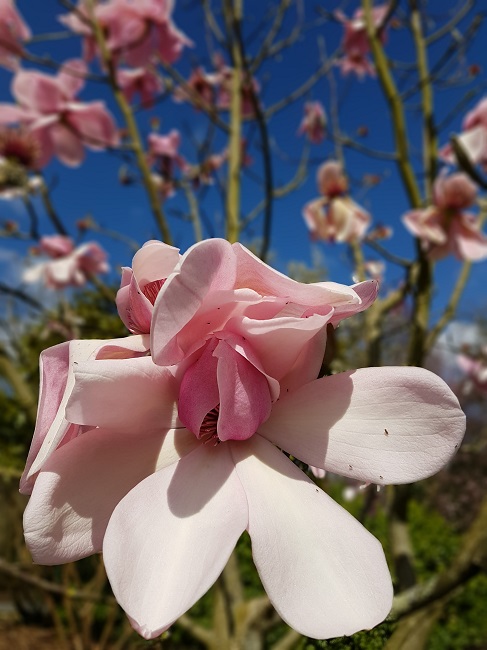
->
[428,574,487,650]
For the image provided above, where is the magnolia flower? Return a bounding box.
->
[147,129,187,180]
[335,5,389,78]
[117,240,181,334]
[23,239,465,641]
[0,60,119,167]
[302,161,370,243]
[402,173,487,261]
[298,101,327,143]
[0,0,30,69]
[23,238,378,483]
[23,235,109,289]
[208,52,260,117]
[440,97,487,170]
[116,67,163,106]
[172,66,218,106]
[59,0,191,67]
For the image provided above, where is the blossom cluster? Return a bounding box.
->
[22,238,465,641]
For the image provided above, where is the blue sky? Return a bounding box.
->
[1,0,486,323]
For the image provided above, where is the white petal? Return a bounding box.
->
[259,367,465,484]
[24,428,197,564]
[103,443,248,639]
[230,436,393,639]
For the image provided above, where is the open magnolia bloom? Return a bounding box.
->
[23,239,465,641]
[402,173,487,261]
[23,235,109,289]
[302,161,370,243]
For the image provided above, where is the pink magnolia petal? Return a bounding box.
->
[259,367,465,485]
[0,103,31,124]
[329,280,378,325]
[132,240,180,285]
[49,122,85,167]
[151,239,237,365]
[25,339,108,483]
[13,70,65,113]
[454,125,487,166]
[23,427,198,564]
[103,443,248,640]
[278,328,328,393]
[24,337,144,483]
[228,313,332,380]
[28,123,55,167]
[214,338,272,441]
[67,102,120,149]
[57,59,87,99]
[232,242,361,307]
[402,208,447,245]
[116,242,180,334]
[231,435,393,639]
[116,269,151,333]
[302,197,327,236]
[44,255,82,286]
[66,356,181,432]
[178,339,220,437]
[20,342,70,494]
[452,216,487,261]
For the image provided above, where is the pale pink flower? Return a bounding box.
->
[59,0,191,67]
[116,67,163,106]
[335,5,388,79]
[298,102,327,144]
[440,97,487,169]
[23,239,465,641]
[303,161,370,243]
[434,171,477,211]
[0,0,30,69]
[173,66,218,106]
[303,197,371,243]
[39,234,75,258]
[212,54,260,117]
[402,173,487,261]
[117,240,180,334]
[0,60,119,167]
[23,236,109,289]
[317,160,348,197]
[147,130,188,192]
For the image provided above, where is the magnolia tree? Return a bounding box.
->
[1,1,487,649]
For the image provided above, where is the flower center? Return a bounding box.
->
[142,278,165,305]
[199,405,220,445]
